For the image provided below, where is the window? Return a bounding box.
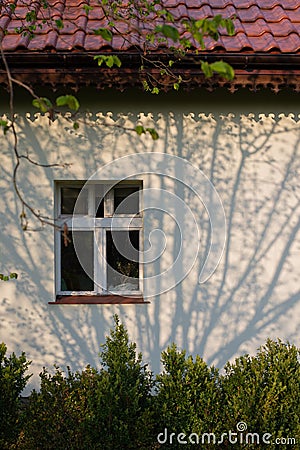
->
[53,181,144,304]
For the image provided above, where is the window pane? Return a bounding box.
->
[96,198,104,218]
[95,185,105,218]
[106,230,139,291]
[61,231,94,291]
[114,186,140,214]
[61,187,88,215]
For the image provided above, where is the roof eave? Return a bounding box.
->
[1,51,300,93]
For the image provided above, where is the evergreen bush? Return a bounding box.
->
[1,321,299,450]
[20,315,154,449]
[220,339,300,449]
[0,343,31,449]
[155,343,221,449]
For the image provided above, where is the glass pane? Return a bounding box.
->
[61,231,94,291]
[95,184,107,218]
[114,186,140,214]
[61,187,88,215]
[106,230,139,291]
[96,198,104,218]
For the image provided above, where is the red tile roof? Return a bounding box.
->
[1,1,300,93]
[0,0,300,54]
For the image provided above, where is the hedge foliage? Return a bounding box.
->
[0,343,31,449]
[1,316,299,449]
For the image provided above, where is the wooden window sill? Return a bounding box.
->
[49,295,149,305]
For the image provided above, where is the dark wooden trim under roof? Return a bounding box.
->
[1,51,300,93]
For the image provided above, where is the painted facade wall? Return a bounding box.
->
[1,89,300,393]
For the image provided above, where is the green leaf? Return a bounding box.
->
[173,83,180,91]
[0,273,14,281]
[25,10,37,22]
[9,3,16,13]
[146,128,159,140]
[83,4,93,13]
[0,119,8,127]
[210,60,235,80]
[32,97,53,113]
[56,95,80,111]
[112,55,121,68]
[1,123,10,135]
[94,55,105,66]
[93,28,113,41]
[151,87,160,94]
[200,61,213,78]
[105,55,114,68]
[155,24,180,42]
[142,80,150,91]
[73,122,79,130]
[165,11,175,22]
[55,19,64,30]
[193,31,205,49]
[157,9,168,16]
[146,32,155,44]
[225,19,235,36]
[135,125,145,136]
[105,55,115,68]
[94,55,121,68]
[195,19,204,29]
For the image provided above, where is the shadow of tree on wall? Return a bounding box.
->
[168,112,300,368]
[1,108,300,386]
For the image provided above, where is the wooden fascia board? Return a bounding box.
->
[1,51,300,92]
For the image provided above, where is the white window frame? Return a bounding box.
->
[55,180,143,297]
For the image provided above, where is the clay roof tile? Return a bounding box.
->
[0,0,300,54]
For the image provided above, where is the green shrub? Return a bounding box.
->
[3,323,299,450]
[154,343,221,449]
[0,343,31,449]
[20,364,100,449]
[220,339,300,449]
[86,314,155,449]
[20,315,154,449]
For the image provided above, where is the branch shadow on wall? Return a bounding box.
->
[1,108,300,388]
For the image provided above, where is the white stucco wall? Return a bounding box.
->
[1,88,300,393]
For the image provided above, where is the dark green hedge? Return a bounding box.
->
[1,316,299,449]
